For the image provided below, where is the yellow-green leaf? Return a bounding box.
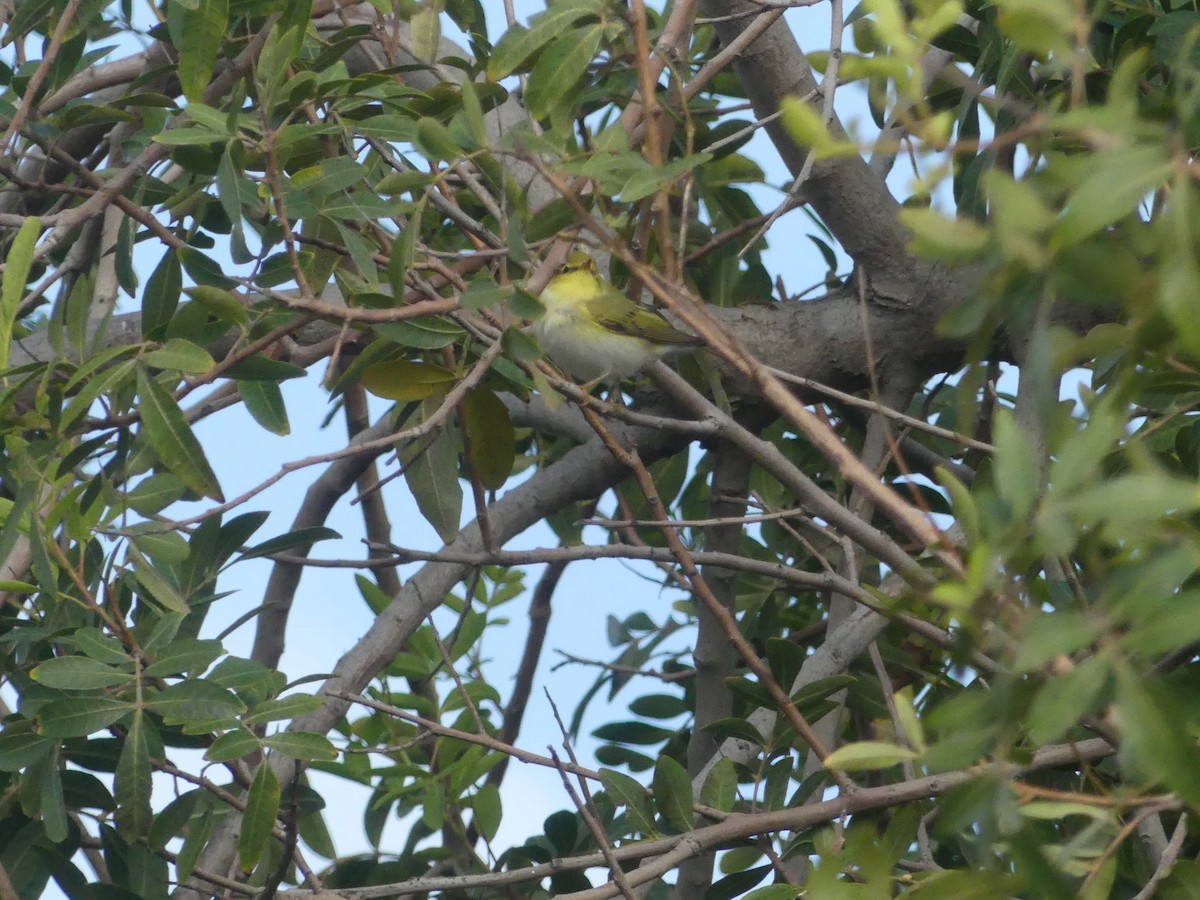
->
[460,388,515,489]
[0,216,40,370]
[363,360,457,401]
[183,285,248,326]
[410,1,442,62]
[823,740,920,772]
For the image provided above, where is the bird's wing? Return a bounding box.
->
[585,285,700,345]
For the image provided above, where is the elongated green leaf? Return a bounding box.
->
[239,763,280,871]
[37,697,133,737]
[599,768,658,836]
[37,746,68,842]
[472,783,502,841]
[404,400,463,544]
[700,757,737,812]
[136,365,224,501]
[372,317,463,349]
[145,681,245,724]
[31,656,132,690]
[263,731,338,761]
[652,755,695,832]
[487,0,604,78]
[823,741,920,772]
[179,0,229,101]
[1116,669,1200,805]
[460,388,514,489]
[206,729,262,762]
[523,24,602,120]
[130,545,190,614]
[142,339,215,374]
[362,360,456,401]
[1051,145,1171,249]
[183,284,247,325]
[239,379,290,435]
[0,216,40,370]
[116,710,153,836]
[459,78,487,147]
[410,0,442,62]
[0,731,54,771]
[238,526,340,561]
[242,694,325,725]
[415,116,463,161]
[143,639,224,678]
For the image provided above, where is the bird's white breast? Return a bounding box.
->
[534,286,659,381]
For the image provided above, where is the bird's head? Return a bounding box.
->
[563,250,599,276]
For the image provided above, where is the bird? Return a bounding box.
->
[532,250,702,385]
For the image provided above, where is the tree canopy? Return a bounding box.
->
[2,0,1200,898]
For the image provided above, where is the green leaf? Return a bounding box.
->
[415,117,463,161]
[68,627,131,664]
[0,731,54,770]
[178,0,228,102]
[37,697,132,738]
[31,656,132,690]
[242,694,325,725]
[0,216,40,370]
[142,338,215,374]
[239,763,281,871]
[823,741,920,772]
[126,473,187,516]
[136,365,225,501]
[145,681,245,725]
[992,408,1040,522]
[700,757,737,812]
[472,783,502,841]
[899,207,990,262]
[153,125,226,145]
[116,710,153,836]
[142,639,224,678]
[372,316,464,349]
[619,153,713,203]
[460,388,514,489]
[1012,609,1100,672]
[410,1,442,62]
[130,544,190,614]
[263,731,338,761]
[238,526,341,561]
[404,400,463,544]
[206,729,262,762]
[183,284,248,325]
[460,279,512,311]
[224,356,307,381]
[780,96,853,158]
[1027,656,1109,745]
[524,24,602,120]
[34,746,68,842]
[1051,145,1171,249]
[652,755,695,832]
[1115,669,1200,805]
[459,79,487,148]
[362,360,457,401]
[599,768,658,836]
[487,0,604,78]
[239,379,290,436]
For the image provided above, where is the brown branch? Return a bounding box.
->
[275,737,1117,900]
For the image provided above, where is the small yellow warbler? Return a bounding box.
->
[533,251,701,383]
